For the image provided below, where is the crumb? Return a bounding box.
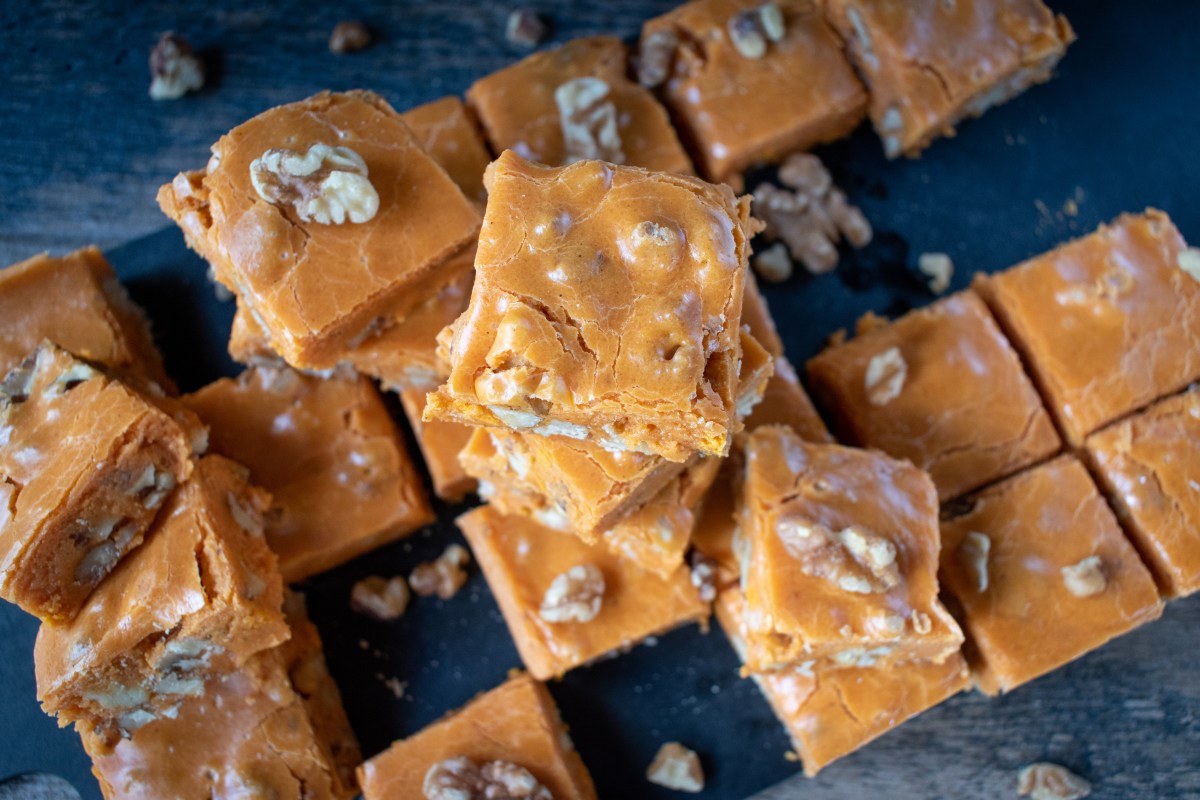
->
[506,9,548,47]
[646,742,704,793]
[149,33,204,101]
[329,21,371,54]
[917,252,954,294]
[1018,762,1092,800]
[410,544,471,599]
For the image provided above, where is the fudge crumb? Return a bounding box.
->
[410,544,471,599]
[864,346,906,406]
[149,33,204,100]
[329,21,371,54]
[1061,556,1107,598]
[506,9,548,48]
[1018,762,1092,800]
[351,575,410,621]
[1177,247,1200,283]
[636,28,679,88]
[424,757,551,800]
[917,251,954,294]
[646,742,704,793]
[958,531,991,593]
[753,242,793,284]
[540,564,605,623]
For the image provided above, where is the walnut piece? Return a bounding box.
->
[409,544,471,600]
[329,21,372,54]
[636,28,680,88]
[506,9,548,48]
[1017,762,1093,800]
[249,143,380,225]
[556,77,625,165]
[351,575,410,621]
[646,742,704,793]
[727,3,786,60]
[958,531,991,593]
[864,346,906,406]
[688,551,718,603]
[775,519,900,595]
[1177,247,1200,283]
[539,564,605,623]
[423,756,552,800]
[1061,556,1107,598]
[149,33,205,101]
[918,252,954,294]
[753,242,793,284]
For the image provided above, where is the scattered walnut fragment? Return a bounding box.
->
[249,143,380,225]
[149,33,205,101]
[1061,556,1107,598]
[556,77,624,165]
[688,551,718,603]
[1178,247,1200,283]
[540,564,605,623]
[958,531,991,593]
[753,242,793,284]
[775,519,900,594]
[727,2,785,60]
[410,544,471,600]
[329,21,371,54]
[506,9,548,48]
[918,251,954,294]
[1018,762,1093,800]
[424,756,552,800]
[351,575,410,621]
[864,346,906,406]
[636,28,679,89]
[646,742,704,793]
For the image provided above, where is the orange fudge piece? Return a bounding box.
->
[467,36,692,174]
[358,673,596,800]
[825,0,1073,158]
[0,344,200,622]
[158,90,481,370]
[400,96,492,205]
[738,427,963,672]
[427,151,754,463]
[806,291,1061,501]
[182,366,432,582]
[0,247,173,394]
[975,210,1200,446]
[1086,389,1200,598]
[715,589,968,776]
[35,455,288,744]
[398,388,477,502]
[940,456,1163,695]
[640,0,867,186]
[458,506,707,679]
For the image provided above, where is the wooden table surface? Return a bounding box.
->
[2,2,1199,799]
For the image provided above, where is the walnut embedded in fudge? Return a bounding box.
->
[539,564,605,624]
[250,144,380,225]
[727,3,786,59]
[556,77,625,164]
[424,757,552,800]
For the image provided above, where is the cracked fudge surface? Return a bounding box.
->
[182,366,432,582]
[806,290,1060,502]
[975,209,1200,446]
[738,427,963,672]
[34,455,288,745]
[824,0,1074,158]
[158,90,481,370]
[641,0,867,186]
[1086,388,1200,598]
[400,95,492,206]
[426,150,755,463]
[940,455,1163,695]
[458,506,707,680]
[398,388,478,502]
[0,343,199,622]
[358,673,597,800]
[467,36,693,174]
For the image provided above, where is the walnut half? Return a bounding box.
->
[556,78,624,165]
[423,756,552,800]
[409,544,471,600]
[1017,762,1092,800]
[149,33,205,101]
[249,143,380,225]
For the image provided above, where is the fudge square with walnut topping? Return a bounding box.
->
[425,150,756,463]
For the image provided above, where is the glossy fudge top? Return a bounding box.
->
[399,96,492,205]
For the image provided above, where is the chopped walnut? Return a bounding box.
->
[0,352,37,405]
[506,9,548,47]
[539,564,605,623]
[556,77,624,165]
[958,531,991,593]
[688,551,718,603]
[329,21,372,54]
[918,252,954,294]
[423,756,552,800]
[753,242,793,284]
[646,742,704,793]
[864,346,906,406]
[776,518,900,595]
[409,544,471,600]
[636,28,680,88]
[149,33,205,100]
[1061,556,1107,598]
[1178,247,1200,283]
[727,3,786,60]
[1017,762,1093,800]
[351,575,410,621]
[249,143,380,225]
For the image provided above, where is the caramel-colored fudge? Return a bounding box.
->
[458,506,707,679]
[35,455,288,744]
[0,344,199,621]
[427,151,754,462]
[716,589,969,777]
[398,388,477,502]
[641,0,867,185]
[825,0,1074,158]
[0,247,173,393]
[182,366,433,582]
[975,210,1200,446]
[1086,389,1200,598]
[400,96,492,205]
[467,36,692,173]
[806,291,1060,501]
[738,427,963,671]
[358,673,596,800]
[940,456,1163,695]
[158,90,481,370]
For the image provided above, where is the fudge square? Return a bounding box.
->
[467,36,692,173]
[738,426,963,672]
[824,0,1074,159]
[975,209,1200,446]
[940,455,1163,695]
[35,455,289,744]
[358,673,596,800]
[182,366,433,582]
[639,0,867,186]
[1086,388,1200,598]
[0,247,173,393]
[426,150,755,462]
[398,388,477,502]
[0,343,200,622]
[400,96,492,205]
[458,506,707,680]
[157,90,481,370]
[806,291,1061,501]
